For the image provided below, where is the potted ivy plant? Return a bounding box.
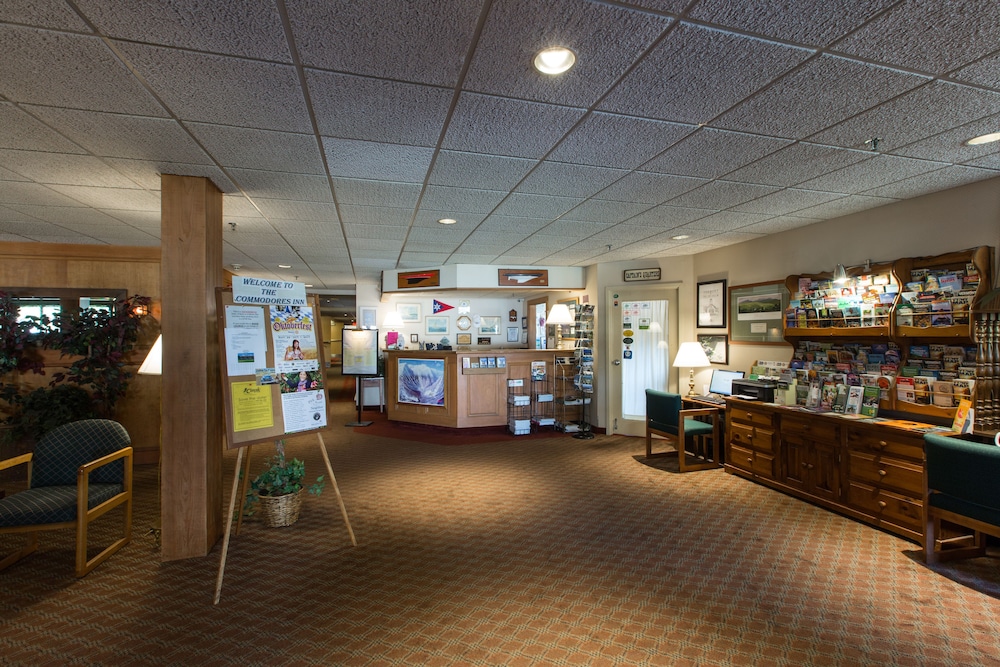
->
[246,440,324,527]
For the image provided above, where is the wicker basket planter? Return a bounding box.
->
[257,489,303,528]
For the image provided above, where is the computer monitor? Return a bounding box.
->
[708,369,745,396]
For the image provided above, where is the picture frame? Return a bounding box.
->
[478,336,491,345]
[697,279,726,328]
[397,358,445,406]
[359,306,377,329]
[425,315,449,335]
[479,316,500,335]
[697,334,728,364]
[410,333,419,344]
[456,333,472,346]
[397,303,420,323]
[506,327,519,343]
[729,281,790,344]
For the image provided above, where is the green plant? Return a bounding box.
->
[246,440,324,511]
[4,385,98,445]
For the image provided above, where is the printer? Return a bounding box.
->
[731,378,778,402]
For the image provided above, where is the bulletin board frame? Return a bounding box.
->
[216,288,331,449]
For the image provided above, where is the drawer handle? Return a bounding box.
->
[878,500,887,509]
[801,462,808,468]
[878,440,887,449]
[878,469,887,477]
[745,412,752,419]
[747,457,753,465]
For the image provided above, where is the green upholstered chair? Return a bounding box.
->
[645,389,720,472]
[0,419,133,577]
[924,432,1000,563]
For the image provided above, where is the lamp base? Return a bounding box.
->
[687,369,697,396]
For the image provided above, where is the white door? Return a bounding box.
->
[605,284,679,436]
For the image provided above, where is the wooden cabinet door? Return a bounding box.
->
[810,440,841,503]
[781,434,809,491]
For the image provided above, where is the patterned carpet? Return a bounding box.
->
[3,396,1000,666]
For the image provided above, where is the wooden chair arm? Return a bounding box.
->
[0,452,33,472]
[77,446,133,479]
[680,407,719,423]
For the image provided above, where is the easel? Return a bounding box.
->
[214,432,355,605]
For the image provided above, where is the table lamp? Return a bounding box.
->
[673,341,711,396]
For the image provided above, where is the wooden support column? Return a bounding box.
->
[159,174,224,561]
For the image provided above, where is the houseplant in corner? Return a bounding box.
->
[247,440,324,527]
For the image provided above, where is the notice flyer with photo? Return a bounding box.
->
[270,305,319,374]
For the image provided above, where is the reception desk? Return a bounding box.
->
[385,349,561,429]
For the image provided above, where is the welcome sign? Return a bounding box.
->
[232,276,307,306]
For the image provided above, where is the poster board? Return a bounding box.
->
[216,288,330,449]
[342,328,378,376]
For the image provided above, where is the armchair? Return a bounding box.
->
[0,419,133,577]
[645,389,720,472]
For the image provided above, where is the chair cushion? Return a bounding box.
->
[930,493,1000,531]
[682,418,714,438]
[648,419,678,435]
[32,419,131,487]
[0,484,124,526]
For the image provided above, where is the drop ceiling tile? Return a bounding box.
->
[0,233,30,242]
[795,154,946,194]
[0,165,30,182]
[343,223,407,241]
[347,239,402,254]
[411,209,485,229]
[586,225,660,244]
[442,93,587,159]
[739,216,822,235]
[5,205,119,226]
[648,243,721,256]
[353,257,397,269]
[492,193,583,219]
[23,235,105,245]
[74,0,291,61]
[952,52,1000,89]
[809,81,1000,150]
[557,199,650,224]
[665,180,779,210]
[0,205,40,222]
[0,27,166,115]
[715,55,927,139]
[223,216,275,234]
[286,0,481,86]
[626,204,710,227]
[477,216,549,235]
[332,178,421,208]
[0,150,143,188]
[598,23,811,124]
[400,252,452,264]
[616,1,688,12]
[217,231,284,247]
[688,0,898,45]
[963,153,1000,171]
[188,124,324,174]
[533,220,610,238]
[0,219,77,236]
[724,143,874,187]
[514,162,628,198]
[548,113,695,170]
[113,42,311,132]
[0,0,90,29]
[274,220,343,237]
[222,195,263,217]
[643,128,793,179]
[890,113,1000,162]
[228,169,332,203]
[730,188,845,216]
[464,0,671,107]
[832,0,1000,75]
[419,186,507,215]
[307,70,452,147]
[681,210,773,231]
[0,181,88,207]
[703,231,768,245]
[791,194,898,218]
[98,209,161,228]
[102,158,238,193]
[339,206,411,227]
[860,165,999,199]
[322,138,434,183]
[91,230,159,245]
[252,199,340,222]
[45,185,160,210]
[594,171,708,205]
[0,103,87,153]
[429,152,536,191]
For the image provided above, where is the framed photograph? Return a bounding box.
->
[425,315,449,335]
[479,316,500,335]
[521,316,527,329]
[456,333,472,345]
[478,336,491,345]
[397,358,445,406]
[397,303,420,323]
[410,333,419,343]
[697,280,726,328]
[359,306,377,329]
[729,281,790,344]
[697,334,728,364]
[506,327,519,342]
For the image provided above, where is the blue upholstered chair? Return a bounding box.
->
[0,419,133,577]
[645,389,720,472]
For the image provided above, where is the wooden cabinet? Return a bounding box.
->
[779,414,842,503]
[726,403,777,480]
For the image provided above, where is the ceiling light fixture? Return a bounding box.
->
[966,131,1000,145]
[671,234,690,240]
[278,264,291,269]
[533,47,576,75]
[437,218,457,225]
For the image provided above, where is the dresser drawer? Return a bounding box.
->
[730,406,775,429]
[847,480,923,532]
[730,423,775,453]
[782,416,841,443]
[848,451,923,496]
[847,428,923,461]
[729,442,775,478]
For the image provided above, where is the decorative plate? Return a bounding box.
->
[456,315,472,331]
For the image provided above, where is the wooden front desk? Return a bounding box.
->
[385,350,560,429]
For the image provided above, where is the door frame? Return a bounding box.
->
[527,296,548,349]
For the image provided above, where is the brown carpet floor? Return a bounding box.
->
[3,395,1000,666]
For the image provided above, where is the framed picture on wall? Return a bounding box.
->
[697,280,726,328]
[425,315,449,335]
[506,327,519,342]
[456,333,472,345]
[359,306,377,329]
[397,303,420,323]
[729,281,789,344]
[697,334,728,364]
[479,316,500,335]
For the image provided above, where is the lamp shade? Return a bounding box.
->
[547,303,574,325]
[137,335,163,376]
[672,341,711,368]
[383,311,404,328]
[832,263,848,284]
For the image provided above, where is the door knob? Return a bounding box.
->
[612,359,621,365]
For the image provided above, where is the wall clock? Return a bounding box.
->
[456,315,472,331]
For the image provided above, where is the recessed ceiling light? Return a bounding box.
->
[966,131,1000,145]
[534,47,576,75]
[671,234,690,240]
[278,264,291,269]
[437,218,457,225]
[305,284,313,288]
